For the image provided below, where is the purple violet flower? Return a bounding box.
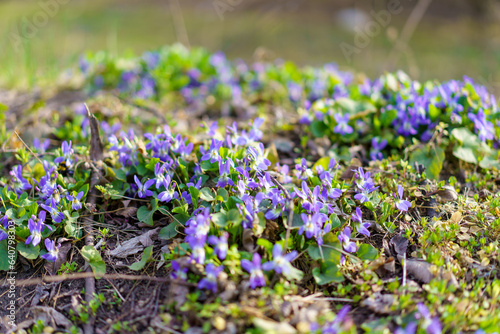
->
[10,165,32,195]
[394,185,412,212]
[216,160,234,188]
[315,223,332,246]
[41,239,60,262]
[189,238,206,264]
[0,215,9,241]
[171,260,188,280]
[262,244,298,275]
[185,207,211,244]
[295,158,313,181]
[142,51,160,69]
[333,113,353,135]
[338,227,356,264]
[395,323,417,334]
[370,137,388,161]
[198,263,224,293]
[416,303,442,334]
[26,211,52,247]
[276,163,292,184]
[295,181,324,213]
[352,207,370,237]
[66,191,84,211]
[248,117,264,142]
[54,141,75,168]
[353,168,378,203]
[241,253,266,289]
[40,199,65,223]
[468,109,495,142]
[154,162,170,190]
[318,305,351,333]
[134,175,155,198]
[33,138,50,153]
[208,232,229,260]
[158,175,178,203]
[299,212,327,239]
[247,143,271,171]
[206,121,218,136]
[135,75,156,99]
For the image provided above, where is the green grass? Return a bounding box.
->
[1,0,499,91]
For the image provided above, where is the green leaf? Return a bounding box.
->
[200,188,215,202]
[212,212,227,228]
[453,146,477,164]
[65,212,81,238]
[308,242,341,263]
[479,154,500,169]
[78,183,90,198]
[129,246,153,271]
[159,222,181,240]
[357,243,379,260]
[313,157,331,171]
[312,262,344,285]
[172,203,188,215]
[137,205,156,226]
[450,127,488,165]
[380,108,397,127]
[310,121,328,138]
[136,163,148,176]
[189,186,199,209]
[0,240,16,271]
[451,127,479,145]
[200,160,218,172]
[17,243,40,260]
[81,245,106,279]
[329,213,341,229]
[409,146,445,179]
[256,238,274,254]
[145,157,160,172]
[226,209,242,225]
[428,104,441,121]
[113,168,127,181]
[216,188,229,202]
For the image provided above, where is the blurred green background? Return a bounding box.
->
[1,0,499,93]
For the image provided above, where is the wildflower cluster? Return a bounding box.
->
[1,45,499,333]
[80,46,500,177]
[1,144,87,263]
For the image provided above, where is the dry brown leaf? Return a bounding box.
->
[361,292,395,314]
[117,206,138,217]
[242,228,256,252]
[403,258,434,283]
[107,228,159,258]
[469,225,482,233]
[436,185,458,202]
[449,211,462,224]
[389,235,408,257]
[32,306,73,329]
[253,318,297,334]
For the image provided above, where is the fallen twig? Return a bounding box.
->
[4,272,194,287]
[82,104,104,334]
